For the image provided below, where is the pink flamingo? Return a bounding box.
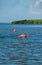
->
[18,34,27,38]
[14,28,16,32]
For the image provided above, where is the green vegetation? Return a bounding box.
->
[11,19,42,24]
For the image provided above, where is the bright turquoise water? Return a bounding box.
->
[0,24,42,65]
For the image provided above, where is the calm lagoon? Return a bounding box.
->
[0,24,42,65]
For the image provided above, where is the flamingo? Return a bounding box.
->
[18,34,27,38]
[14,28,16,32]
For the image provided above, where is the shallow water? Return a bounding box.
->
[0,24,42,65]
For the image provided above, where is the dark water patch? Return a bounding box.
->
[9,56,20,60]
[19,52,27,57]
[35,62,42,65]
[17,59,28,65]
[1,61,7,64]
[34,58,39,61]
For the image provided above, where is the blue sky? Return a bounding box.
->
[0,0,42,23]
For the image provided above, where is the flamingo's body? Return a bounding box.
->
[19,34,27,38]
[14,29,16,32]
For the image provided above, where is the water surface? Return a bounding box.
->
[0,24,42,65]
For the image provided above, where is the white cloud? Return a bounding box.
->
[35,0,42,7]
[30,5,40,14]
[30,0,42,15]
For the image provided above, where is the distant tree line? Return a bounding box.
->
[11,19,42,24]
